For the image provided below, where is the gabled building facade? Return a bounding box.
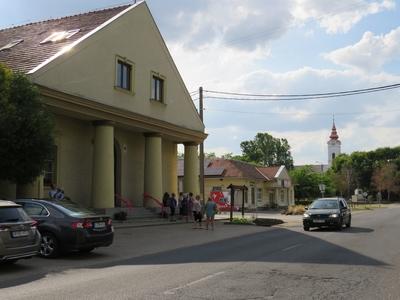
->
[178,159,295,208]
[0,2,206,209]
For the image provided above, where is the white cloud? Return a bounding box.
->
[324,27,400,72]
[293,0,395,34]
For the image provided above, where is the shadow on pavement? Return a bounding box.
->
[311,227,374,233]
[93,227,387,268]
[0,226,387,289]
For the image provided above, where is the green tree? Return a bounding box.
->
[240,132,294,169]
[371,162,400,201]
[290,166,334,200]
[0,64,55,184]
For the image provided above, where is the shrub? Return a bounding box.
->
[114,211,127,221]
[231,217,253,225]
[284,205,306,215]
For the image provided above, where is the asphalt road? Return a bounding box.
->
[1,206,400,299]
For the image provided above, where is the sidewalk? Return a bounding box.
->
[113,211,298,229]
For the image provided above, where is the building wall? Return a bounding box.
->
[53,115,94,207]
[31,3,204,133]
[114,128,145,207]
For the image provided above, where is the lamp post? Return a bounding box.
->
[318,183,326,198]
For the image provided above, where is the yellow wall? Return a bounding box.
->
[162,140,178,196]
[54,115,94,206]
[31,3,204,133]
[114,129,145,207]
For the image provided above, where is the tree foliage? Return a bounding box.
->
[290,166,334,200]
[330,147,400,200]
[239,133,294,169]
[0,64,55,184]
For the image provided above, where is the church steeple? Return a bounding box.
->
[327,117,341,167]
[329,119,339,140]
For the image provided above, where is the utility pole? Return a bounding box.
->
[199,87,205,201]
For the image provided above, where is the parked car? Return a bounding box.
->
[15,199,114,258]
[0,200,41,263]
[302,197,351,231]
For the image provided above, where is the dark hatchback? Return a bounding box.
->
[0,200,41,263]
[303,197,351,231]
[15,199,114,258]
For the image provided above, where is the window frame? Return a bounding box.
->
[150,71,166,103]
[115,56,135,94]
[43,145,58,187]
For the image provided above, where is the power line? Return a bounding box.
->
[204,84,400,101]
[205,107,400,117]
[204,83,400,98]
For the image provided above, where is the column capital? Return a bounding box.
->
[144,132,162,138]
[93,120,115,127]
[184,142,199,147]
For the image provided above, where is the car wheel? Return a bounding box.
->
[78,247,94,253]
[40,232,59,258]
[336,219,343,231]
[303,226,310,231]
[346,216,351,228]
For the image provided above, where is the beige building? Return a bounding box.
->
[178,159,295,208]
[0,3,206,209]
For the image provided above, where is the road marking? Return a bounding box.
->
[282,244,302,252]
[163,271,225,295]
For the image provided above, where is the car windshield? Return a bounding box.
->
[310,199,339,209]
[0,207,31,222]
[51,200,96,217]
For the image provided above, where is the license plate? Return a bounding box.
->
[94,222,106,229]
[313,220,325,223]
[11,230,29,238]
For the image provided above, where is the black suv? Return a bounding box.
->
[15,199,114,258]
[303,197,351,231]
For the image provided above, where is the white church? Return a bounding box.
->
[295,120,341,172]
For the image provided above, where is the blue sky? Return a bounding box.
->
[1,0,400,164]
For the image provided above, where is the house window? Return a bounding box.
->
[44,146,57,186]
[0,39,23,51]
[251,187,255,204]
[257,188,262,202]
[40,29,80,44]
[116,59,132,91]
[151,74,164,102]
[280,190,285,201]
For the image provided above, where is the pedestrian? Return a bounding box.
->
[168,193,177,221]
[48,183,65,200]
[178,192,184,218]
[205,197,218,230]
[181,194,189,222]
[162,192,169,218]
[187,192,194,222]
[192,195,203,229]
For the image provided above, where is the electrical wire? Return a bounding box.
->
[204,83,400,98]
[204,107,400,116]
[204,84,400,101]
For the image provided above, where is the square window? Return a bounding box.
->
[116,59,132,91]
[151,75,164,102]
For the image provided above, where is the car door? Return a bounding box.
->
[339,199,349,222]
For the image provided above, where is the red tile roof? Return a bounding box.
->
[256,166,281,180]
[209,159,266,180]
[0,5,129,73]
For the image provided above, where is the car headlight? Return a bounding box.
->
[303,213,310,218]
[329,213,339,218]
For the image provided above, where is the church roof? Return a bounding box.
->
[329,120,339,140]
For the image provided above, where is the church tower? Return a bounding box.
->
[327,119,341,166]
